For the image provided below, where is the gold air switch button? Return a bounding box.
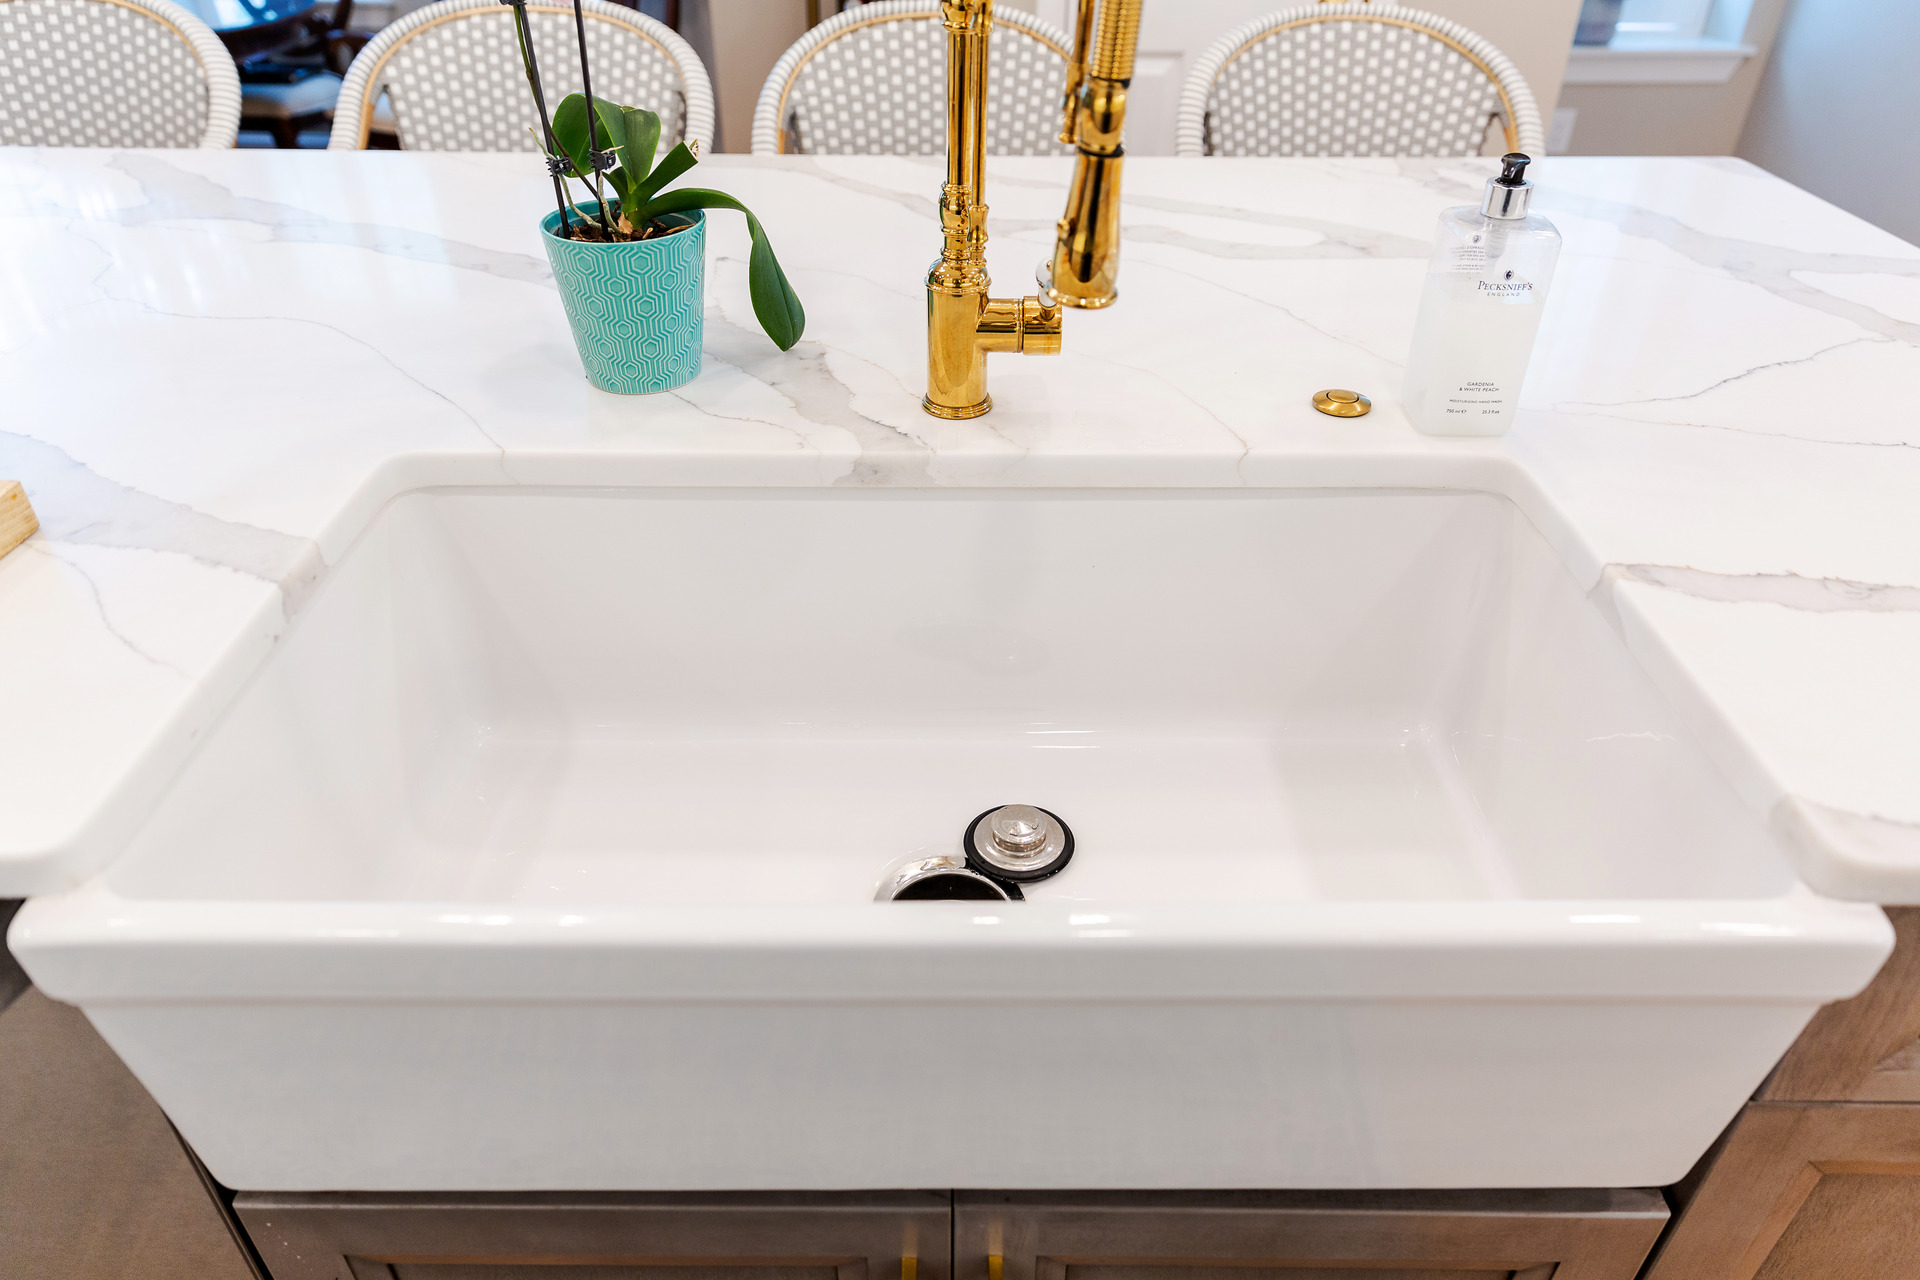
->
[1313,388,1372,417]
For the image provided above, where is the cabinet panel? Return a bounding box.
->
[1643,1102,1920,1280]
[236,1192,949,1280]
[1651,902,1920,1278]
[1063,1267,1507,1280]
[1754,1171,1920,1279]
[1850,1036,1920,1103]
[386,1270,840,1280]
[953,1190,1666,1280]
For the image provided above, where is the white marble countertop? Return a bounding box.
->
[2,150,1916,902]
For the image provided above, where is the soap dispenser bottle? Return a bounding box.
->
[1403,154,1561,436]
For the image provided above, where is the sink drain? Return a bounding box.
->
[880,853,1015,901]
[878,806,1074,901]
[965,804,1073,883]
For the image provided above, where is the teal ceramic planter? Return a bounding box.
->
[541,205,704,394]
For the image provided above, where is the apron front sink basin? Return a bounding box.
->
[13,487,1889,1190]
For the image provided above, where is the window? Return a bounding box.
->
[1615,0,1715,41]
[1607,0,1757,47]
[1566,0,1758,84]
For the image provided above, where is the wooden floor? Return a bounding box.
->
[0,984,257,1279]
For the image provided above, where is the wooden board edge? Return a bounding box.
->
[0,481,38,560]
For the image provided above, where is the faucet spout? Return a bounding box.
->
[923,0,1062,420]
[1045,0,1140,309]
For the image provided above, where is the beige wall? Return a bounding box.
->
[1425,0,1584,124]
[1740,0,1920,242]
[705,0,812,152]
[1557,0,1790,154]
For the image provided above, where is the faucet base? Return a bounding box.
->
[922,394,993,420]
[1036,260,1114,310]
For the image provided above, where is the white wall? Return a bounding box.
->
[1557,0,1791,156]
[1032,0,1582,156]
[1738,0,1920,244]
[703,0,810,151]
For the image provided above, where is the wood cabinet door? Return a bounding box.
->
[1643,1102,1920,1280]
[234,1191,950,1280]
[953,1190,1667,1280]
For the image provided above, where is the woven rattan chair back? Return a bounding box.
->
[1176,2,1543,158]
[751,0,1072,156]
[0,0,240,147]
[328,0,713,151]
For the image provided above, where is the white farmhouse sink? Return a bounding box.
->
[12,487,1889,1191]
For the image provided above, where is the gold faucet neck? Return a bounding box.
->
[1047,0,1141,310]
[923,0,1062,419]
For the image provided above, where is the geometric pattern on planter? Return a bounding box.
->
[542,207,704,395]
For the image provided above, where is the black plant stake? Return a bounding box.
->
[570,0,616,237]
[500,0,570,232]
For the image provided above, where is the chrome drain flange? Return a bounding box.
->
[965,804,1074,884]
[880,854,1014,901]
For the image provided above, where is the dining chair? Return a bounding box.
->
[0,0,241,147]
[328,0,713,151]
[751,0,1072,156]
[1176,2,1544,158]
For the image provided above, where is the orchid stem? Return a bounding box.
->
[571,0,615,237]
[504,0,568,232]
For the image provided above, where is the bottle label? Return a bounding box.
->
[1441,381,1508,418]
[1475,271,1536,302]
[1444,233,1538,304]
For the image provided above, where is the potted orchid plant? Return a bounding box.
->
[502,0,804,393]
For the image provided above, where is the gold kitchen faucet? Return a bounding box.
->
[922,0,1141,419]
[922,0,1062,420]
[1047,0,1141,309]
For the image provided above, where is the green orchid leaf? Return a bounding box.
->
[604,167,634,223]
[553,94,635,183]
[589,96,631,178]
[640,187,806,351]
[627,142,699,212]
[593,104,658,220]
[551,93,592,177]
[617,106,661,189]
